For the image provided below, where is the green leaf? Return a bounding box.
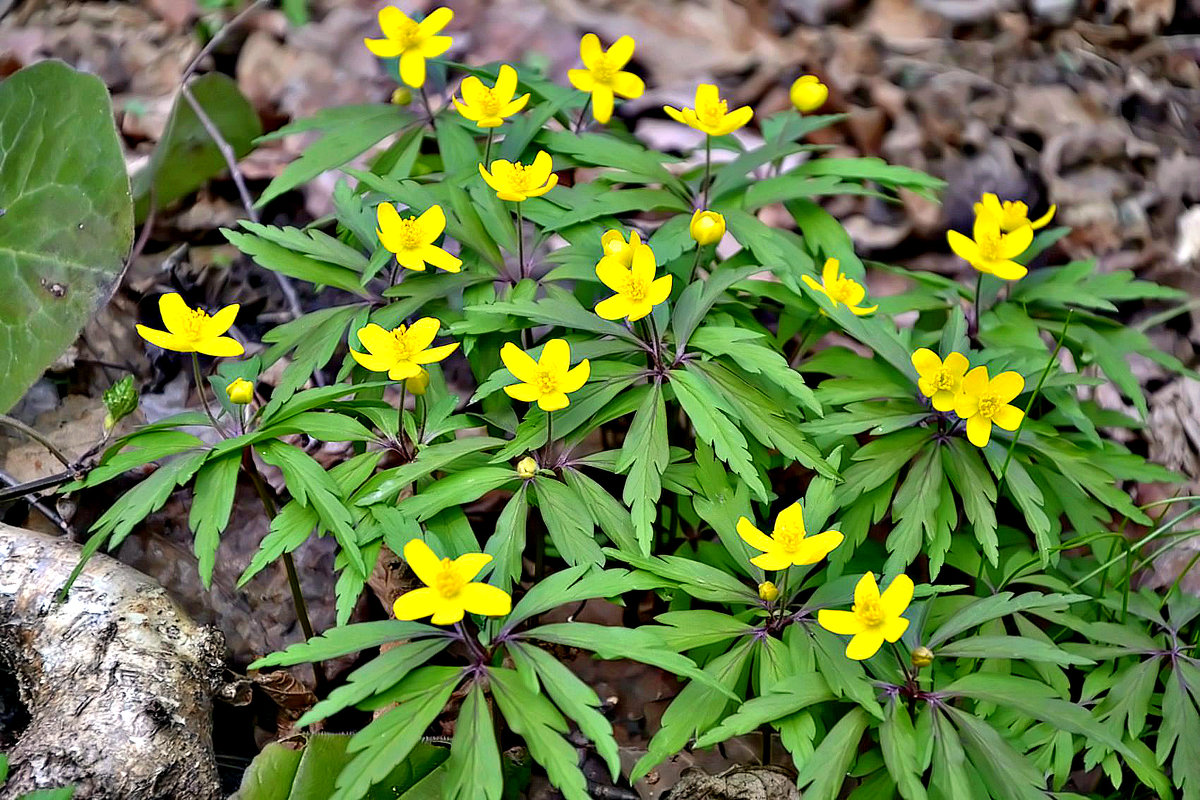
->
[502,566,666,630]
[616,382,668,553]
[881,701,928,800]
[258,440,366,578]
[930,709,981,800]
[132,73,260,220]
[524,622,737,701]
[0,61,133,413]
[945,707,1051,800]
[355,437,506,504]
[235,220,369,273]
[795,707,871,800]
[333,673,459,800]
[257,105,411,207]
[926,592,1085,648]
[562,468,639,554]
[533,476,605,568]
[694,673,835,748]
[671,267,761,352]
[690,326,820,415]
[489,667,589,800]
[510,642,621,781]
[249,620,447,669]
[483,484,528,594]
[297,638,453,727]
[670,369,767,501]
[223,228,369,296]
[444,683,502,800]
[631,639,755,781]
[230,741,303,800]
[652,610,754,652]
[188,452,241,588]
[395,467,517,522]
[538,130,686,195]
[936,636,1094,666]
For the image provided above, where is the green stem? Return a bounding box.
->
[483,128,495,166]
[997,309,1074,487]
[191,353,224,436]
[541,410,553,465]
[515,202,525,279]
[573,97,591,134]
[774,568,789,623]
[888,640,914,687]
[972,272,984,337]
[701,135,712,209]
[688,242,705,283]
[645,314,663,369]
[397,382,409,455]
[418,85,436,126]
[243,449,316,643]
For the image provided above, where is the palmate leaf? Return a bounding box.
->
[795,707,871,800]
[188,451,242,588]
[607,550,758,605]
[881,700,928,800]
[0,61,133,413]
[616,382,669,554]
[693,673,835,748]
[483,484,529,594]
[944,707,1048,800]
[489,667,589,800]
[223,228,369,296]
[444,683,502,800]
[249,620,447,669]
[256,104,413,207]
[630,638,755,781]
[354,437,506,505]
[1160,664,1200,797]
[651,610,755,652]
[501,565,667,631]
[669,368,767,501]
[333,669,460,800]
[509,642,621,781]
[926,591,1086,648]
[532,476,605,567]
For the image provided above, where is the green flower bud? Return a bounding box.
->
[102,375,138,430]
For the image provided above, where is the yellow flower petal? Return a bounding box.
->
[611,71,645,99]
[1030,205,1056,229]
[647,275,673,306]
[595,294,633,321]
[418,6,453,35]
[568,68,595,92]
[558,359,590,394]
[818,609,866,636]
[792,530,843,565]
[504,382,542,403]
[136,325,188,352]
[393,586,441,621]
[879,574,914,617]
[966,414,992,447]
[882,617,910,642]
[606,35,635,69]
[420,245,462,273]
[416,204,446,242]
[429,601,467,626]
[946,229,980,265]
[400,51,426,88]
[404,317,442,352]
[931,390,956,412]
[960,365,989,395]
[451,553,492,583]
[736,517,775,553]
[388,361,422,381]
[350,348,393,374]
[538,338,570,375]
[158,292,192,335]
[194,335,244,358]
[527,151,554,188]
[854,572,880,607]
[773,503,807,538]
[911,348,941,377]
[537,392,570,412]
[415,342,459,365]
[988,259,1028,281]
[1000,224,1033,259]
[201,303,239,339]
[458,582,512,617]
[989,371,1024,403]
[364,37,403,58]
[500,342,540,383]
[992,404,1024,431]
[591,85,614,124]
[493,64,518,101]
[579,33,602,70]
[942,351,969,376]
[751,551,795,571]
[595,256,631,292]
[403,539,442,586]
[845,630,886,660]
[419,35,452,59]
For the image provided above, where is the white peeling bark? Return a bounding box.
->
[0,523,224,798]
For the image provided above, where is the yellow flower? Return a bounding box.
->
[350,319,458,381]
[911,348,969,413]
[453,64,529,129]
[758,581,779,602]
[377,202,461,273]
[736,502,843,571]
[136,293,244,357]
[947,213,1033,281]
[364,5,453,88]
[600,229,641,266]
[689,210,725,246]
[974,192,1055,233]
[393,539,512,625]
[479,151,558,202]
[226,378,254,405]
[817,572,914,660]
[789,75,828,113]
[664,84,753,137]
[406,369,429,396]
[501,339,590,412]
[594,242,672,323]
[516,456,538,479]
[801,258,877,316]
[567,33,645,124]
[953,366,1025,448]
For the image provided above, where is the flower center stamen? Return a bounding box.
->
[977,393,1000,419]
[433,559,464,598]
[536,371,558,395]
[396,19,422,47]
[977,230,1005,260]
[854,598,885,627]
[478,89,501,117]
[592,55,617,84]
[699,99,728,126]
[392,327,415,361]
[396,219,423,250]
[933,369,956,392]
[180,308,209,341]
[776,527,803,554]
[623,277,647,303]
[509,163,529,191]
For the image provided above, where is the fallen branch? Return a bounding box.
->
[0,524,225,798]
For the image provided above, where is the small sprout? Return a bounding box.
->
[102,375,138,431]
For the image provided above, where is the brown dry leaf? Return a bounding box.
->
[659,764,798,800]
[1108,0,1177,34]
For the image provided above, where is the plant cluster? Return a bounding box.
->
[70,6,1200,799]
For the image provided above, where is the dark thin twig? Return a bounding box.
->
[0,414,73,468]
[0,468,72,537]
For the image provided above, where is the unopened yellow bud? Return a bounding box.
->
[226,378,254,405]
[391,87,413,106]
[911,646,934,668]
[789,75,828,113]
[758,581,779,602]
[406,370,429,396]
[516,457,538,479]
[690,210,725,246]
